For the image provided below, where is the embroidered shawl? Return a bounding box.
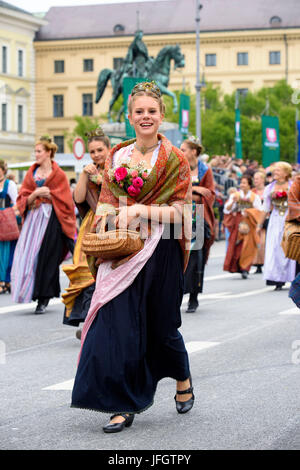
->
[17,161,76,240]
[92,134,192,272]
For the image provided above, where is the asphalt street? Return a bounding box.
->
[0,241,300,450]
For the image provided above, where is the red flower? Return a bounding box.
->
[127,185,141,197]
[114,167,128,182]
[132,177,144,189]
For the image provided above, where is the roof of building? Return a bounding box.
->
[35,0,300,41]
[0,0,32,16]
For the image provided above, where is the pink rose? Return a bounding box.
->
[127,185,141,197]
[114,167,127,182]
[131,170,138,178]
[132,177,144,188]
[142,172,148,179]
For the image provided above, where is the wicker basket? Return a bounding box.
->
[238,221,250,235]
[281,220,300,262]
[82,212,143,259]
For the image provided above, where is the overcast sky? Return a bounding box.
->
[8,0,161,14]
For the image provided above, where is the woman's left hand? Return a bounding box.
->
[115,205,144,229]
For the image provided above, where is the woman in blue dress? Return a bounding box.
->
[0,159,18,294]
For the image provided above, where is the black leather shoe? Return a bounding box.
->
[186,303,198,313]
[35,301,48,315]
[103,414,134,433]
[241,271,248,279]
[174,376,195,414]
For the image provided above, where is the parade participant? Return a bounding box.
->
[223,174,262,279]
[71,81,194,433]
[252,170,267,273]
[223,187,238,253]
[62,128,110,337]
[180,136,215,313]
[257,162,295,290]
[0,159,18,294]
[11,137,76,314]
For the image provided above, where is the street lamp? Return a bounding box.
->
[195,1,203,143]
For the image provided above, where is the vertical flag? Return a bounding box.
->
[179,93,190,136]
[235,108,243,159]
[122,76,145,138]
[261,115,280,167]
[234,91,242,158]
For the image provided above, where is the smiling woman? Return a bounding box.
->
[71,81,195,434]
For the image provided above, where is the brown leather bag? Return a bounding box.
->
[82,211,144,260]
[0,207,19,241]
[281,220,300,261]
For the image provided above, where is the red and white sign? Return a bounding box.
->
[73,137,85,160]
[266,128,277,143]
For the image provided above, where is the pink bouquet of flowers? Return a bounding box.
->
[108,159,148,198]
[272,190,287,199]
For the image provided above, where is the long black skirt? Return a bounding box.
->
[184,248,206,295]
[71,228,191,414]
[32,209,74,301]
[63,283,96,327]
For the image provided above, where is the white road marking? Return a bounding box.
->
[42,341,220,391]
[43,379,74,391]
[278,307,300,315]
[0,298,62,315]
[185,340,220,353]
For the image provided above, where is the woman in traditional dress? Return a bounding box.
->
[11,137,76,314]
[0,159,18,294]
[252,170,267,274]
[180,137,215,313]
[62,128,110,338]
[71,81,194,433]
[223,174,262,279]
[257,161,296,290]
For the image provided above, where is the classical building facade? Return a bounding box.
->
[33,0,300,153]
[0,1,46,163]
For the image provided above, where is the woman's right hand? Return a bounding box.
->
[34,186,51,199]
[83,164,98,176]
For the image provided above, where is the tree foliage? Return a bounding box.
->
[164,80,300,163]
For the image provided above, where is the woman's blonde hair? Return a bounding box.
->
[0,159,8,175]
[273,161,292,180]
[254,170,266,181]
[35,136,58,160]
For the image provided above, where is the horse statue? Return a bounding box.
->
[95,44,185,122]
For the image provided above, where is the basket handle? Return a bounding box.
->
[98,208,120,234]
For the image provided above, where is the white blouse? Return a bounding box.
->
[224,190,262,214]
[112,142,161,171]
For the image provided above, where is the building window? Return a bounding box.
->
[54,135,64,153]
[113,24,125,34]
[205,54,216,67]
[113,57,124,71]
[18,50,23,77]
[82,93,93,116]
[2,46,7,73]
[237,52,248,66]
[83,59,93,72]
[54,60,64,73]
[53,95,64,117]
[269,51,281,65]
[17,105,23,133]
[1,103,7,131]
[237,88,249,97]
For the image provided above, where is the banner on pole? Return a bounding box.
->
[262,115,280,167]
[123,77,146,139]
[235,108,242,159]
[179,94,190,135]
[297,120,300,164]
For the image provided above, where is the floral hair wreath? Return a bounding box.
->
[131,81,162,99]
[187,135,201,146]
[85,126,105,139]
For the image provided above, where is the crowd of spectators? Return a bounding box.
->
[200,153,300,240]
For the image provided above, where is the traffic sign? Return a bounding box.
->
[73,137,85,160]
